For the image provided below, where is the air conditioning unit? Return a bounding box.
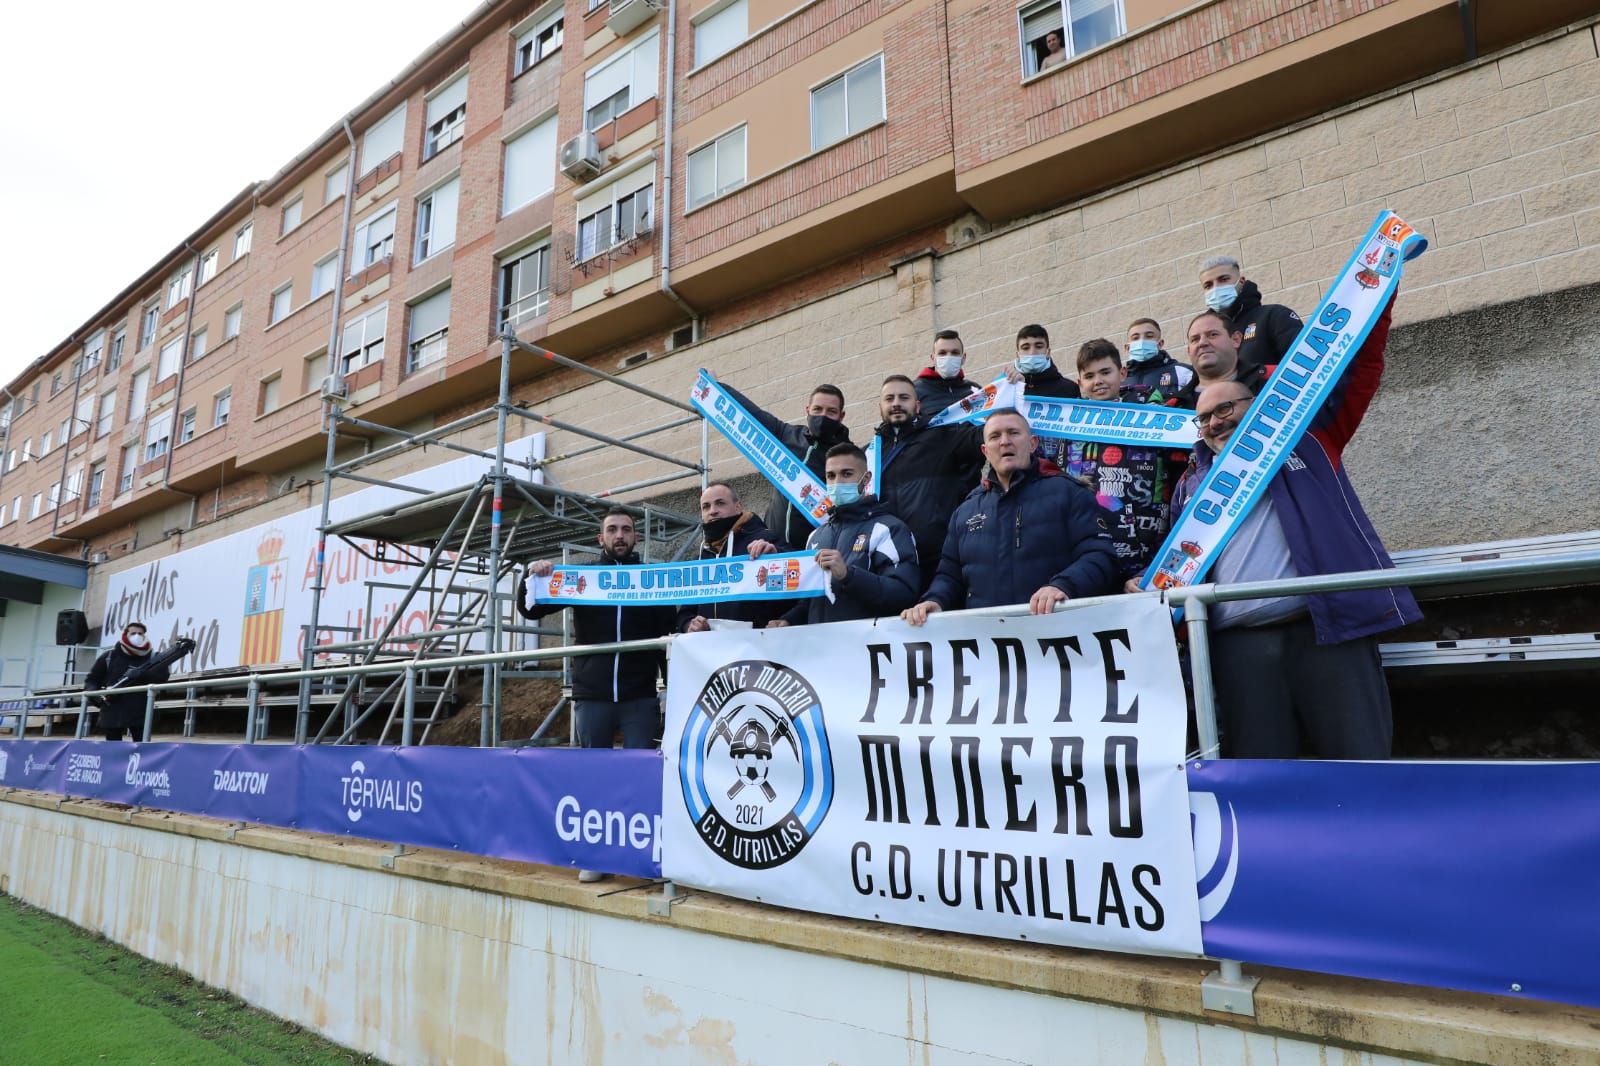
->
[606,0,659,35]
[560,133,604,182]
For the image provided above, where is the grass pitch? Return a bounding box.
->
[0,894,374,1065]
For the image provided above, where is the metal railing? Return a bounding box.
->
[10,547,1599,748]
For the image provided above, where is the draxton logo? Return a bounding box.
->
[678,659,833,870]
[125,753,172,796]
[1189,790,1240,921]
[213,769,271,795]
[339,759,423,824]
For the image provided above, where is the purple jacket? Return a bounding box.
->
[1170,298,1421,645]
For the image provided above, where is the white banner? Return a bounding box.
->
[524,552,827,606]
[662,599,1203,957]
[690,370,834,528]
[99,435,544,671]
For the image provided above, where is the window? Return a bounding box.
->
[304,351,330,392]
[695,0,746,65]
[199,248,219,284]
[502,117,557,214]
[166,266,193,309]
[190,327,208,362]
[83,331,104,371]
[424,72,468,159]
[66,467,83,502]
[281,196,303,235]
[39,429,52,456]
[51,372,62,395]
[311,254,339,299]
[144,411,173,462]
[4,450,13,471]
[1019,0,1122,76]
[325,161,349,204]
[97,390,115,438]
[577,183,653,261]
[259,375,282,415]
[74,393,94,438]
[178,408,196,444]
[129,369,150,420]
[47,483,60,512]
[223,304,242,340]
[139,301,159,349]
[29,493,41,520]
[360,104,407,175]
[354,204,397,267]
[118,444,138,493]
[108,329,125,370]
[59,418,71,446]
[687,126,746,208]
[811,55,884,150]
[86,463,105,509]
[407,288,451,372]
[270,283,293,324]
[339,304,388,374]
[157,336,183,381]
[213,389,231,428]
[234,222,253,259]
[515,10,564,74]
[10,497,20,523]
[415,178,460,262]
[21,437,33,462]
[583,30,659,132]
[500,244,551,329]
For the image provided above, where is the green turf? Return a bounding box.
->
[0,894,376,1065]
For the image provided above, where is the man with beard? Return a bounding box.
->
[84,622,170,742]
[719,380,851,548]
[872,374,983,588]
[902,409,1117,623]
[677,482,788,633]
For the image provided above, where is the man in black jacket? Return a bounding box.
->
[518,508,675,751]
[902,410,1118,624]
[1121,318,1195,407]
[773,443,920,627]
[719,380,851,548]
[914,329,981,418]
[1007,324,1081,469]
[84,622,170,741]
[677,482,788,633]
[873,375,983,588]
[1199,255,1302,376]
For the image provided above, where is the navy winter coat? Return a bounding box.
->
[782,496,920,625]
[914,368,981,418]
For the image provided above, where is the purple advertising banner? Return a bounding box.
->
[0,740,661,879]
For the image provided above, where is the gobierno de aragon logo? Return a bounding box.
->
[679,659,833,870]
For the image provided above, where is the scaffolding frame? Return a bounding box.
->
[294,332,706,747]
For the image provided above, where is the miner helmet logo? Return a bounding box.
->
[680,659,834,870]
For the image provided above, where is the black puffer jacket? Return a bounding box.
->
[721,383,851,548]
[517,553,675,702]
[782,496,921,625]
[1018,362,1080,400]
[1225,280,1303,376]
[674,513,790,631]
[924,462,1118,610]
[914,368,981,418]
[873,417,983,586]
[1122,352,1196,408]
[85,646,171,731]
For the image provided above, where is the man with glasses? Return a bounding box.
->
[1157,296,1419,759]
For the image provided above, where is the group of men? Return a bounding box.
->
[520,254,1417,785]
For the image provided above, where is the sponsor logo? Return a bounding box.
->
[339,759,423,824]
[0,750,7,782]
[679,659,833,870]
[66,752,103,785]
[213,769,271,796]
[125,753,172,797]
[554,796,662,862]
[24,753,58,778]
[1190,790,1240,921]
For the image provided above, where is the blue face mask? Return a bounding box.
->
[1204,284,1239,312]
[826,482,861,507]
[1127,339,1160,362]
[1016,355,1051,374]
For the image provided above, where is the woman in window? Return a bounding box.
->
[1036,30,1067,72]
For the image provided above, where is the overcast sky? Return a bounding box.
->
[2,1,481,390]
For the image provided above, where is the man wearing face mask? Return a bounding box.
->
[873,374,984,588]
[1198,255,1302,377]
[1157,294,1419,759]
[1121,318,1195,407]
[770,443,920,627]
[1006,323,1080,469]
[84,622,171,742]
[677,482,788,633]
[718,380,851,547]
[915,329,981,418]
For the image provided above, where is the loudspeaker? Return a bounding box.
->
[56,609,88,646]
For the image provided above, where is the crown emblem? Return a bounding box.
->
[256,528,286,563]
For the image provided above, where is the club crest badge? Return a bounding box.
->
[678,659,833,870]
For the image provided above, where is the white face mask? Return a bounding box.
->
[933,355,964,379]
[1016,355,1051,374]
[1204,284,1239,312]
[1127,339,1160,362]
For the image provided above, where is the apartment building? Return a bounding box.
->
[2,0,1597,593]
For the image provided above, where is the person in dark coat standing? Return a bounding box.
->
[903,409,1118,624]
[1199,255,1303,377]
[1121,317,1196,407]
[676,482,788,633]
[914,329,982,418]
[772,444,921,627]
[873,375,983,589]
[718,380,851,549]
[85,622,169,742]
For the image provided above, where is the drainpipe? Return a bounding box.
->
[324,121,360,396]
[48,333,82,541]
[1456,0,1477,61]
[658,0,703,341]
